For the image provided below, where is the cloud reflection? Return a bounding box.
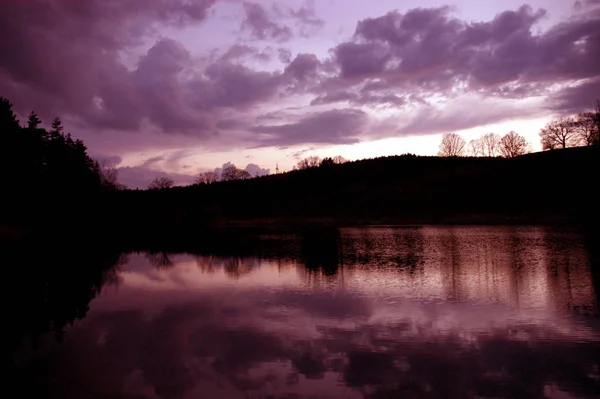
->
[11,226,600,398]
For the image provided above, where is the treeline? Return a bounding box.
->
[0,97,117,226]
[108,146,600,237]
[2,93,599,233]
[540,106,600,149]
[437,100,600,158]
[438,131,531,158]
[188,156,347,188]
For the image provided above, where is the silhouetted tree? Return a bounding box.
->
[221,165,250,181]
[540,117,578,150]
[51,117,64,135]
[468,138,484,157]
[481,133,501,157]
[27,111,42,129]
[594,100,600,145]
[320,157,335,167]
[297,156,321,169]
[1,97,108,227]
[574,112,598,147]
[148,177,174,190]
[195,170,219,185]
[99,161,126,191]
[332,155,347,164]
[438,133,466,157]
[499,131,530,158]
[0,97,20,132]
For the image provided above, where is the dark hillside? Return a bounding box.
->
[105,146,599,236]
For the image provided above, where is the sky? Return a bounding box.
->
[1,0,599,188]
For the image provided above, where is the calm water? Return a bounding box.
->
[9,226,600,398]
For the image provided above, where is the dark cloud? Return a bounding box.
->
[197,61,283,109]
[250,109,368,147]
[547,78,600,114]
[219,44,271,63]
[0,0,218,123]
[0,0,288,140]
[397,96,541,136]
[2,1,599,154]
[311,90,408,108]
[325,5,600,113]
[284,53,321,82]
[241,2,293,42]
[334,42,391,79]
[287,0,326,37]
[278,48,292,63]
[133,39,212,133]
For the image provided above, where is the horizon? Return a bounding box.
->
[2,0,599,188]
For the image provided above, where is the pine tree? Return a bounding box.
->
[51,117,64,135]
[27,111,42,129]
[0,97,20,132]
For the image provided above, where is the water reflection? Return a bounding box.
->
[8,226,600,398]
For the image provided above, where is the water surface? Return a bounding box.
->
[10,226,600,398]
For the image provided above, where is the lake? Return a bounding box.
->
[8,226,600,398]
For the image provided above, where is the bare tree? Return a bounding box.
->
[99,161,126,190]
[468,138,484,157]
[221,165,251,181]
[480,133,501,157]
[539,117,578,150]
[195,170,219,185]
[438,133,466,157]
[574,112,598,146]
[499,131,530,158]
[297,156,321,169]
[148,176,174,190]
[594,99,600,145]
[332,155,347,164]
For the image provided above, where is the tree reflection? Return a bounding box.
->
[300,228,341,276]
[145,251,173,269]
[6,238,126,369]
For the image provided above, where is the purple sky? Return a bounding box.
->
[2,0,599,188]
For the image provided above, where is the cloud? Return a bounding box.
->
[212,161,270,180]
[117,166,195,189]
[241,2,293,42]
[310,90,409,108]
[250,109,368,147]
[323,5,600,114]
[397,94,542,136]
[284,53,321,82]
[115,152,200,188]
[547,78,600,115]
[218,44,271,63]
[278,48,292,63]
[2,1,599,159]
[0,0,218,122]
[132,39,212,133]
[0,0,288,140]
[286,0,326,37]
[244,163,270,177]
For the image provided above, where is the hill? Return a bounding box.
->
[102,146,599,237]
